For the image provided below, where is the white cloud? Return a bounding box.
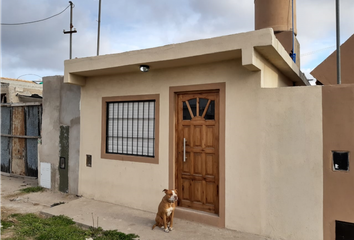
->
[1,0,353,81]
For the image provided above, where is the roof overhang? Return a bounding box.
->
[64,28,309,86]
[17,94,42,103]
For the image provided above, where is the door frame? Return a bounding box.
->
[169,82,225,228]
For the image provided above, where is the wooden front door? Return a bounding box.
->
[176,91,219,214]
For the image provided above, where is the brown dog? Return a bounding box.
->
[152,189,178,233]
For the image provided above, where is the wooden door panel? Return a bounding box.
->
[205,126,214,147]
[182,152,191,173]
[182,179,191,200]
[193,126,202,147]
[176,91,219,215]
[183,126,190,142]
[205,154,215,176]
[193,180,203,203]
[194,153,203,175]
[205,182,215,204]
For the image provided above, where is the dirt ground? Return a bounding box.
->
[1,173,79,219]
[1,174,272,240]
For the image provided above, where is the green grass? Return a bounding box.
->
[1,213,139,240]
[19,186,44,193]
[1,219,13,230]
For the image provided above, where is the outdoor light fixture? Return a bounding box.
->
[140,65,150,72]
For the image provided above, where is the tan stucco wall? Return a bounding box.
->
[322,85,354,240]
[78,56,322,239]
[259,86,323,240]
[259,51,293,88]
[79,59,251,212]
[225,83,323,240]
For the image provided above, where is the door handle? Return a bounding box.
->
[183,138,187,162]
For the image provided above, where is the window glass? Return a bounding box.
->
[183,101,192,120]
[205,100,215,120]
[106,100,155,157]
[199,98,208,117]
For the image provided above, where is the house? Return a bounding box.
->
[0,77,43,103]
[1,77,43,176]
[61,26,330,240]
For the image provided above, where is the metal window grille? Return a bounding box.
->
[106,100,155,157]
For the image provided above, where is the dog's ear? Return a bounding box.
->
[163,189,168,193]
[174,189,178,194]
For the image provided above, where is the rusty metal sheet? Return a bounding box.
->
[1,107,11,173]
[25,106,40,177]
[11,107,26,175]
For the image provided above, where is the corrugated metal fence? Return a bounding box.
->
[1,103,42,177]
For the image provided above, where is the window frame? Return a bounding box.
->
[101,94,159,164]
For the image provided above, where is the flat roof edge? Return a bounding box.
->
[64,28,309,86]
[65,29,274,76]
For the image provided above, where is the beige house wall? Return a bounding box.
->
[79,59,251,211]
[224,55,323,239]
[78,60,322,240]
[259,51,293,88]
[258,86,323,240]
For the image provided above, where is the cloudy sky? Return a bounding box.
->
[1,0,353,83]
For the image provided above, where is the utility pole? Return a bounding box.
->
[63,1,77,59]
[336,0,341,84]
[97,0,102,56]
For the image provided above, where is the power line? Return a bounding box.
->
[302,46,335,57]
[1,4,71,26]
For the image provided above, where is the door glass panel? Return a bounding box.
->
[205,100,215,120]
[188,99,197,118]
[199,98,208,117]
[183,101,192,120]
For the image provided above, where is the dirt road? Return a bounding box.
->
[1,173,79,218]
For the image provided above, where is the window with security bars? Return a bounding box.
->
[106,100,155,157]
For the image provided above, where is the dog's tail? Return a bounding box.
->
[152,224,157,230]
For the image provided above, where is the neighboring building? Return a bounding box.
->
[321,85,354,240]
[310,34,354,240]
[311,34,354,85]
[1,77,43,177]
[0,77,43,103]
